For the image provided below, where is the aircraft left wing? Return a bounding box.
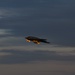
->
[32,40,40,44]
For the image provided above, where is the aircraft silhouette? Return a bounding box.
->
[25,36,50,44]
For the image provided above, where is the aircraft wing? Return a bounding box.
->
[33,42,40,44]
[32,40,40,44]
[26,39,31,42]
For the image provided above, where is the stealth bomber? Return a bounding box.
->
[25,36,50,44]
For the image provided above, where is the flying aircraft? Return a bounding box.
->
[25,36,50,44]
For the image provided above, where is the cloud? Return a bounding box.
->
[0,29,11,35]
[0,50,75,64]
[0,52,12,56]
[0,36,25,47]
[0,1,75,74]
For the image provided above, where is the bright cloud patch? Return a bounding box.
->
[0,29,11,35]
[0,52,12,56]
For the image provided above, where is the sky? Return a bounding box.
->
[0,0,75,75]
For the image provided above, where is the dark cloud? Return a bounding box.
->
[0,0,75,46]
[0,50,75,64]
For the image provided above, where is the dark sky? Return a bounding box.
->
[0,0,75,60]
[0,0,75,75]
[0,0,75,47]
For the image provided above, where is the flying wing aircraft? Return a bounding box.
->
[25,36,50,44]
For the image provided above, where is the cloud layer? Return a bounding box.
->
[0,49,75,64]
[0,1,75,75]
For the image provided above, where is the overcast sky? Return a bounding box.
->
[0,0,75,75]
[0,0,75,47]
